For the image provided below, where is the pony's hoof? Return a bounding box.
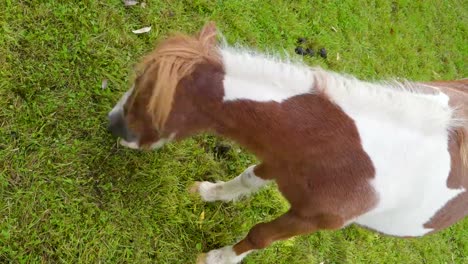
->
[196,253,207,264]
[189,181,202,194]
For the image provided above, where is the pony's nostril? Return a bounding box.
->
[107,112,124,138]
[107,122,119,138]
[107,123,114,134]
[107,111,138,143]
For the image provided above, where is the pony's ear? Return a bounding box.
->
[198,21,217,46]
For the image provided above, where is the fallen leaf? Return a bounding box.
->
[101,79,108,89]
[123,0,139,6]
[331,26,338,32]
[132,26,151,34]
[336,53,340,61]
[141,2,146,8]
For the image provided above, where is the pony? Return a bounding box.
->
[107,22,468,264]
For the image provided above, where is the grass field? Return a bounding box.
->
[1,0,467,263]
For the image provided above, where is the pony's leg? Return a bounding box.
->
[191,164,271,202]
[197,211,343,264]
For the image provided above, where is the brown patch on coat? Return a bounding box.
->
[216,91,377,219]
[221,91,377,254]
[461,130,468,167]
[422,79,468,231]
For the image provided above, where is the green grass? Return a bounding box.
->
[1,0,467,263]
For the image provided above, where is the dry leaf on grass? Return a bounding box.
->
[141,2,146,8]
[132,26,151,34]
[123,0,139,6]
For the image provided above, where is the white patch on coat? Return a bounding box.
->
[220,47,315,102]
[216,47,464,236]
[204,246,251,264]
[198,165,269,202]
[321,73,464,237]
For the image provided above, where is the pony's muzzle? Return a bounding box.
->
[107,111,137,143]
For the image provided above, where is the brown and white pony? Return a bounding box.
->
[107,22,468,264]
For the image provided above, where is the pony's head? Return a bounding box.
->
[107,22,221,149]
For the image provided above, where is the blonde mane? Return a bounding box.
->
[135,25,221,130]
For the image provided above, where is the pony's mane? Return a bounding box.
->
[135,29,221,130]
